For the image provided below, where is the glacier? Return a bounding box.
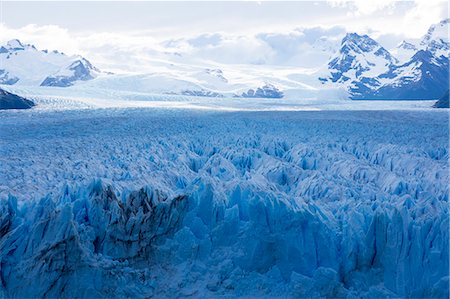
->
[0,108,448,298]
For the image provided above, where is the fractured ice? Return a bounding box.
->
[0,109,448,297]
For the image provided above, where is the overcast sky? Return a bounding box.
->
[0,1,447,71]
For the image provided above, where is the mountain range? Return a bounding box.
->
[0,19,448,100]
[320,19,449,100]
[0,39,100,87]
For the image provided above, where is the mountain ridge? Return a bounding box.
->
[0,19,448,100]
[0,39,100,87]
[321,19,449,100]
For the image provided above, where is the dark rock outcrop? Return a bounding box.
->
[434,90,449,108]
[240,84,284,98]
[0,88,34,110]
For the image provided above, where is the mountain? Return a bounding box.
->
[1,20,447,101]
[0,40,292,99]
[40,58,100,87]
[322,19,449,100]
[371,50,449,100]
[320,33,398,98]
[327,33,397,83]
[368,19,449,100]
[420,19,449,58]
[0,39,100,87]
[0,87,34,109]
[434,90,449,108]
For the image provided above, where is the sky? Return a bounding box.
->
[0,0,448,71]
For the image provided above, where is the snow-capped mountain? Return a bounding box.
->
[319,33,397,98]
[327,33,397,83]
[40,58,100,87]
[322,19,449,100]
[420,18,449,58]
[369,19,449,100]
[373,50,449,100]
[0,39,100,87]
[1,19,448,101]
[0,39,314,99]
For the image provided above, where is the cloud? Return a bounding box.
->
[255,26,346,66]
[0,23,170,72]
[327,0,398,16]
[187,33,224,48]
[155,25,347,67]
[187,35,275,65]
[402,0,448,37]
[0,24,79,55]
[326,0,447,39]
[0,1,446,72]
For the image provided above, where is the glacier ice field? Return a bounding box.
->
[0,108,448,298]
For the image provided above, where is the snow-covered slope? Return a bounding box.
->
[73,65,340,100]
[0,39,100,87]
[421,18,450,58]
[0,109,448,298]
[391,41,417,63]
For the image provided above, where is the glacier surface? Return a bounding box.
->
[0,108,448,298]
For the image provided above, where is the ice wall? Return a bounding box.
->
[0,177,447,298]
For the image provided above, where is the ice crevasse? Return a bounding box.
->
[0,175,447,298]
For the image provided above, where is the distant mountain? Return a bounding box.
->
[0,87,34,109]
[0,39,100,87]
[40,58,100,87]
[371,50,449,100]
[420,19,449,57]
[398,41,417,51]
[240,84,284,98]
[368,19,449,100]
[321,19,449,100]
[0,20,448,101]
[434,90,449,108]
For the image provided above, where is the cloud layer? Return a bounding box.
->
[0,0,447,72]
